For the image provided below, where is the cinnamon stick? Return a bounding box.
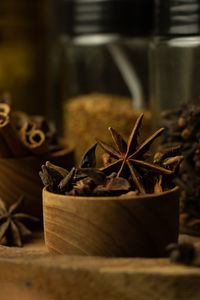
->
[0,103,10,115]
[20,122,49,155]
[0,113,28,157]
[19,121,37,137]
[29,129,49,155]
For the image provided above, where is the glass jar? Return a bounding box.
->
[150,0,200,236]
[60,0,154,162]
[150,0,200,126]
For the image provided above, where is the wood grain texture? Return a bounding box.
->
[43,186,180,257]
[0,147,74,221]
[0,232,200,300]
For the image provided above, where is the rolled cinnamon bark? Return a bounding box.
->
[0,113,28,157]
[0,103,10,115]
[20,123,49,155]
[19,121,37,138]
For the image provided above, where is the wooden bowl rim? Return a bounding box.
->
[43,185,179,202]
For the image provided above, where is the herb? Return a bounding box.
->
[0,195,38,247]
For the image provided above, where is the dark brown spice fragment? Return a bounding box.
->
[79,143,97,168]
[106,177,131,193]
[45,161,69,178]
[78,168,106,185]
[58,167,76,193]
[39,164,64,193]
[167,242,196,265]
[73,177,95,196]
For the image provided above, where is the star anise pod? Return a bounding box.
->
[0,195,38,247]
[96,113,173,193]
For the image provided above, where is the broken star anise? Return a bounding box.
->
[96,113,173,193]
[0,195,38,247]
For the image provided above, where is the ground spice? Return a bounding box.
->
[63,93,152,165]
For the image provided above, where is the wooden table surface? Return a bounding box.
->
[0,232,200,300]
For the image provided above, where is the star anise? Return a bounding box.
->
[0,195,38,247]
[96,113,173,193]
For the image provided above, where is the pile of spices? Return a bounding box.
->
[0,102,61,158]
[63,93,152,164]
[159,102,200,236]
[40,113,183,197]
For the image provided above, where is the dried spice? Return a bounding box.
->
[30,115,57,145]
[58,167,76,193]
[97,113,175,193]
[79,143,97,168]
[160,102,200,235]
[78,168,106,185]
[106,177,131,192]
[0,195,38,247]
[39,164,65,193]
[40,113,182,197]
[167,242,196,265]
[45,161,69,178]
[0,100,63,158]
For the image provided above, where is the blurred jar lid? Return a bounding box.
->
[155,0,200,36]
[62,0,154,37]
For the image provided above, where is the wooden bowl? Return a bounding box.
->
[0,146,74,221]
[43,186,180,257]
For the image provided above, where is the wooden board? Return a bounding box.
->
[0,232,200,300]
